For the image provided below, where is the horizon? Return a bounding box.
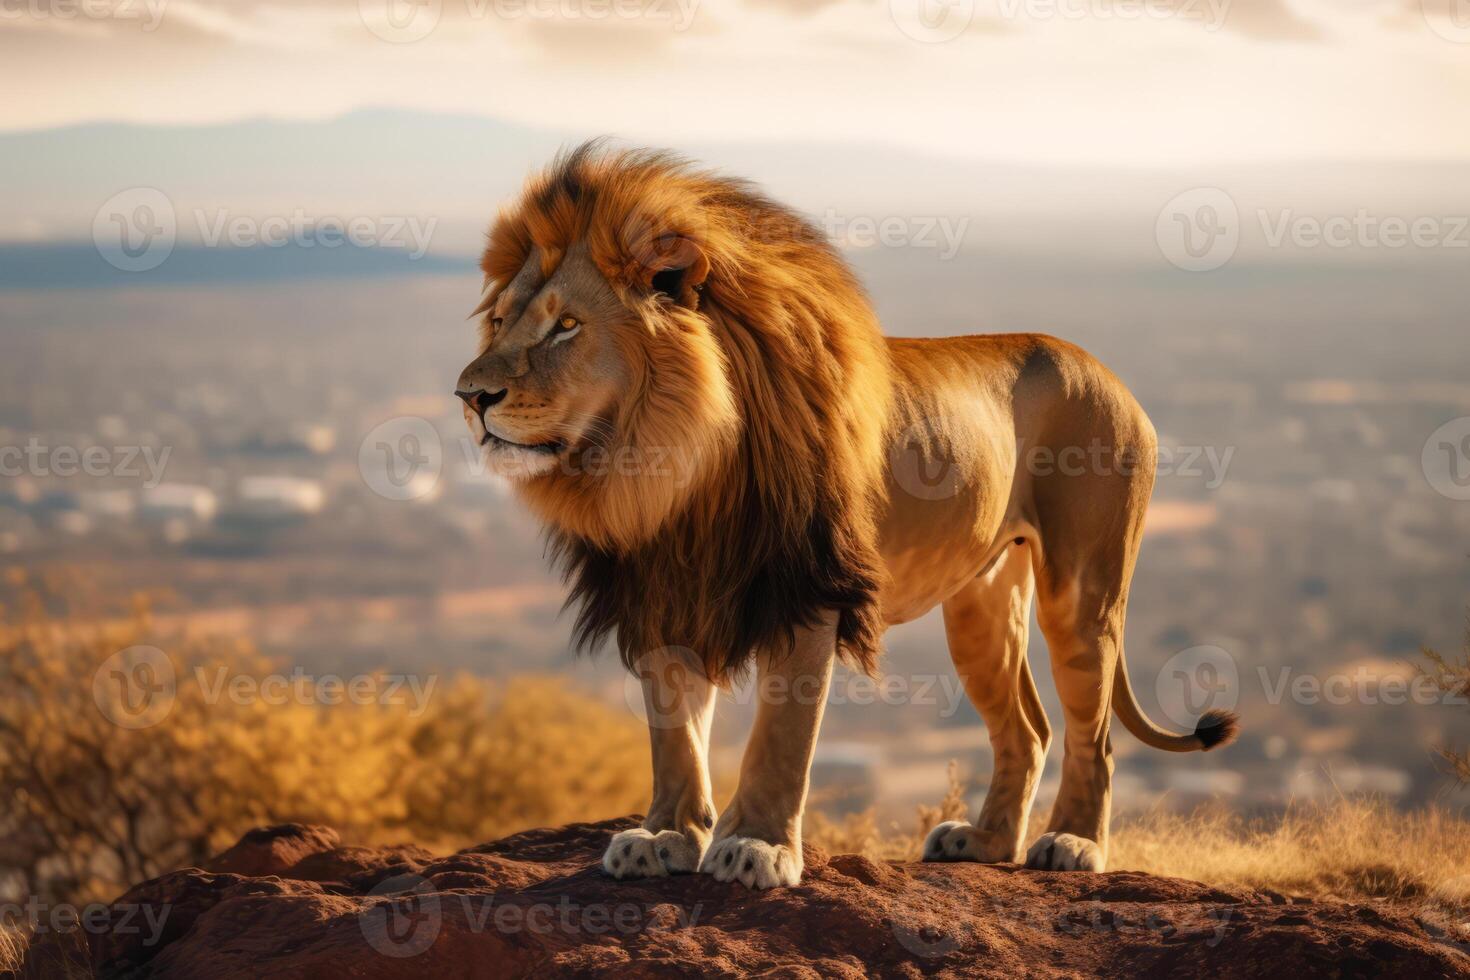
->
[6,0,1470,167]
[10,103,1470,170]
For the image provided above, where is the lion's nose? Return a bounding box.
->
[455,387,507,420]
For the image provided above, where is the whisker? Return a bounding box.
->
[557,411,617,450]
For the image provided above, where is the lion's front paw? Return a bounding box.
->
[699,836,800,889]
[922,820,1015,863]
[603,828,704,880]
[1025,832,1104,872]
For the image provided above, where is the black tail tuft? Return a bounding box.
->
[1194,709,1240,751]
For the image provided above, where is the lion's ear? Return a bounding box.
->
[640,234,709,308]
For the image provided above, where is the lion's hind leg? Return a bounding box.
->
[1026,481,1150,873]
[924,539,1051,865]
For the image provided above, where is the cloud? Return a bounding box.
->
[1214,0,1323,40]
[744,0,847,13]
[522,16,688,61]
[744,0,1320,41]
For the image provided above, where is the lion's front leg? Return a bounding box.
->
[605,648,717,880]
[700,615,835,890]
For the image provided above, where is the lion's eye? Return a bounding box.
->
[550,315,581,343]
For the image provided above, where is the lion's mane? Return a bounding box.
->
[480,142,894,680]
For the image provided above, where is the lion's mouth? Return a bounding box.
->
[481,429,564,455]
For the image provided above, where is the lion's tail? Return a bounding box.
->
[1111,654,1239,753]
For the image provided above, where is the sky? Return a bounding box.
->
[1,0,1468,166]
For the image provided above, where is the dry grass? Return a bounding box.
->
[1420,627,1470,782]
[807,765,1470,913]
[1112,799,1470,904]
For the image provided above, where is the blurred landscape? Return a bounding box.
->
[3,110,1469,834]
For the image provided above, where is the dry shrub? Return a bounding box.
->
[1420,623,1470,782]
[0,587,649,910]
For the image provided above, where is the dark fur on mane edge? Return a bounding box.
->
[550,473,887,684]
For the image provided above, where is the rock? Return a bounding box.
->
[86,817,1470,978]
[204,824,343,878]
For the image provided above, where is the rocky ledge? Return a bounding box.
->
[64,817,1470,978]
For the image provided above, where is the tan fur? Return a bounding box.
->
[458,147,1238,888]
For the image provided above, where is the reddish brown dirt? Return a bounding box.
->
[81,817,1469,978]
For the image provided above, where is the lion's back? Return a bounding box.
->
[886,332,1155,448]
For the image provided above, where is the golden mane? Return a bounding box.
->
[480,142,894,680]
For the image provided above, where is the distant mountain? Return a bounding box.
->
[4,107,1469,272]
[0,242,475,290]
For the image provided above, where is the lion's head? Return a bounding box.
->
[458,142,894,680]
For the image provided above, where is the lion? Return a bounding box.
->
[455,142,1238,890]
